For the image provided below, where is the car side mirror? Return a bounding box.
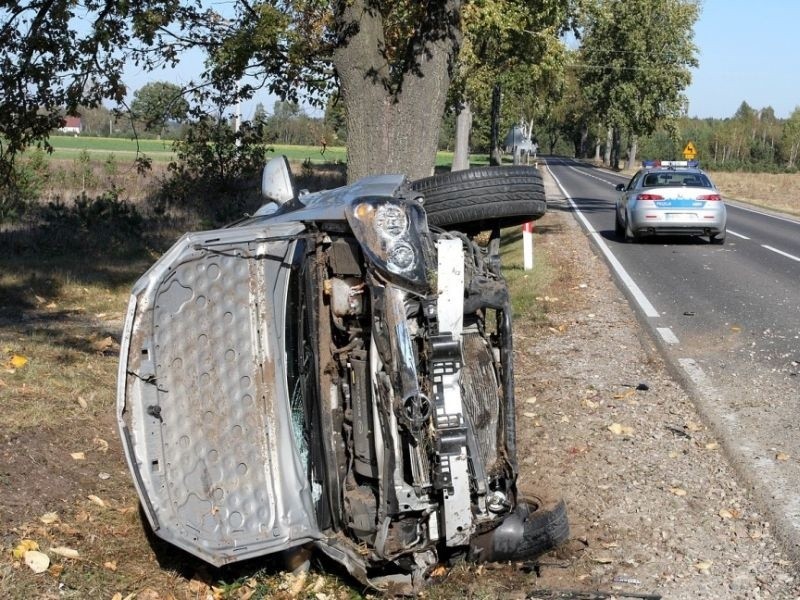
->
[261,155,297,205]
[615,183,626,191]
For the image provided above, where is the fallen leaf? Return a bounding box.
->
[592,556,613,564]
[39,512,59,525]
[685,421,702,432]
[111,594,123,600]
[694,560,712,573]
[71,452,86,461]
[669,487,687,497]
[522,411,537,418]
[24,550,50,573]
[50,546,80,559]
[9,354,28,369]
[776,452,790,461]
[93,437,109,453]
[705,442,719,450]
[525,396,537,405]
[34,294,46,304]
[104,561,118,572]
[48,564,64,577]
[76,396,88,410]
[608,423,634,436]
[13,539,39,560]
[430,565,447,577]
[583,398,599,409]
[88,494,107,508]
[600,542,619,549]
[90,336,116,353]
[99,472,111,480]
[719,508,741,520]
[730,325,742,332]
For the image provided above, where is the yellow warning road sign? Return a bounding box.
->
[682,141,697,160]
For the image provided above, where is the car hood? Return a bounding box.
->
[117,219,319,565]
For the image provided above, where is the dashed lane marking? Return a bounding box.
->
[727,229,750,240]
[762,244,800,263]
[657,327,680,345]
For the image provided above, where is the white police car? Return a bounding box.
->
[615,160,727,244]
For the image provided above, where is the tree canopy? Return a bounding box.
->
[577,0,699,166]
[130,81,190,135]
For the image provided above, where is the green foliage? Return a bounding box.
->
[162,114,267,224]
[577,0,699,163]
[455,0,577,154]
[130,81,191,135]
[0,150,50,224]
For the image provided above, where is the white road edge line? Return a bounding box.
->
[657,327,680,345]
[762,244,800,262]
[729,202,800,225]
[727,229,750,240]
[546,164,660,318]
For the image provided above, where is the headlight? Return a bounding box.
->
[346,198,432,293]
[374,204,408,238]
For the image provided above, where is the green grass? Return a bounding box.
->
[499,227,552,323]
[45,136,352,164]
[43,136,491,169]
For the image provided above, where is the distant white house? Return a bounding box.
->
[59,116,82,135]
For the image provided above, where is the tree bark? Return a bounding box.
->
[626,135,638,170]
[604,126,612,166]
[333,0,462,183]
[452,101,472,171]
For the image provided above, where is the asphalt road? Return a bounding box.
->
[542,156,800,561]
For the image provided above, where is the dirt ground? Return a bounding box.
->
[2,175,800,599]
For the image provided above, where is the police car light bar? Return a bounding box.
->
[641,160,699,168]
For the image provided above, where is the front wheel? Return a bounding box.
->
[614,210,625,238]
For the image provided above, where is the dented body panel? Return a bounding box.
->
[118,166,565,592]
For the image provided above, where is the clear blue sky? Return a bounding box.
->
[686,0,800,119]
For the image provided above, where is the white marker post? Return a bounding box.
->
[523,221,534,270]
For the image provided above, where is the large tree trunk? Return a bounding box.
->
[334,0,462,183]
[626,135,638,170]
[452,101,472,171]
[604,126,612,166]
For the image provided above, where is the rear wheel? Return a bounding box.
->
[624,215,636,243]
[409,166,546,234]
[710,229,726,245]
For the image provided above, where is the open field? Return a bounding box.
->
[45,136,350,164]
[708,170,800,216]
[44,136,463,168]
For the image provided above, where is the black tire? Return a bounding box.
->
[467,495,569,563]
[710,229,726,245]
[615,211,625,238]
[624,213,636,243]
[512,496,570,559]
[409,166,546,233]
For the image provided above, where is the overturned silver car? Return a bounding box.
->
[117,158,565,591]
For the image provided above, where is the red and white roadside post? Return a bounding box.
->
[522,221,534,270]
